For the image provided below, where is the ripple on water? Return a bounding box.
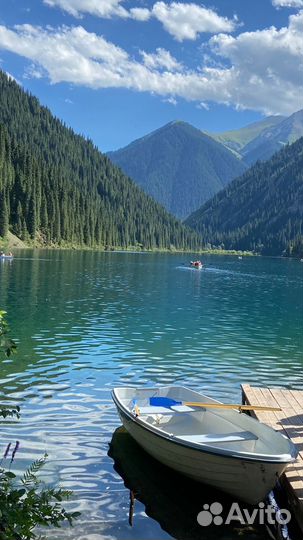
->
[0,252,302,539]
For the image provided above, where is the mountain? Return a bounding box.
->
[108,121,246,220]
[211,111,303,166]
[185,138,303,256]
[211,116,285,157]
[241,110,303,165]
[0,71,200,251]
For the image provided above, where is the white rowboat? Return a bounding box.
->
[112,385,298,504]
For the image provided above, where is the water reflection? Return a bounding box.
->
[1,251,302,402]
[108,427,268,540]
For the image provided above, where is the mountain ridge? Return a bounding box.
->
[210,111,303,165]
[241,110,303,164]
[211,116,285,155]
[185,138,303,256]
[108,121,246,220]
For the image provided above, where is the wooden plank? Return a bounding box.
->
[283,474,303,531]
[242,386,303,457]
[241,384,272,423]
[281,389,303,421]
[290,390,303,410]
[269,389,303,461]
[247,386,303,482]
[256,388,303,461]
[285,464,303,487]
[258,387,284,430]
[270,388,294,409]
[242,385,303,534]
[241,383,252,405]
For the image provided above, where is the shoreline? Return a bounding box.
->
[2,232,301,259]
[0,231,255,256]
[0,239,255,257]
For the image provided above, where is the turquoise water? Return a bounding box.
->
[0,251,302,539]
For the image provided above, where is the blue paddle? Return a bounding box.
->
[150,397,182,408]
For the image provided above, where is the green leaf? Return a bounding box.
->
[4,472,16,479]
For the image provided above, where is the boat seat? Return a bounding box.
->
[176,431,258,444]
[171,405,196,412]
[135,405,195,415]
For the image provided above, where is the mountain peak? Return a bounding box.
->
[108,121,246,220]
[210,110,303,164]
[241,108,303,164]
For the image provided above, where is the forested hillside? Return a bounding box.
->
[0,71,200,251]
[185,139,303,256]
[108,121,246,219]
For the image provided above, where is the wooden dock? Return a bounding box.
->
[242,384,303,533]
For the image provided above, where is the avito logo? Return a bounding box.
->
[197,501,291,527]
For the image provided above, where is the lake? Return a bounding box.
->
[0,250,302,539]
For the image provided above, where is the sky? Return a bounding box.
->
[0,0,302,151]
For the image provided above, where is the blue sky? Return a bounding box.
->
[0,0,302,151]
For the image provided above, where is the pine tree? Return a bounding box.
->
[0,192,8,237]
[27,195,36,238]
[0,70,201,251]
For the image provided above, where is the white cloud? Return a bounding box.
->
[208,11,303,113]
[163,96,178,105]
[44,0,237,41]
[272,0,303,8]
[197,101,209,110]
[0,12,302,116]
[44,0,129,19]
[140,48,183,71]
[152,2,237,41]
[129,7,151,21]
[24,62,45,79]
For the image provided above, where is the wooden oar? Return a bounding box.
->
[149,396,281,412]
[184,402,281,412]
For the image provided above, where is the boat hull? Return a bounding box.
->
[116,407,287,504]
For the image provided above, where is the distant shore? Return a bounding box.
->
[1,233,302,259]
[0,231,256,256]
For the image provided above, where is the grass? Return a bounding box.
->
[0,231,255,256]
